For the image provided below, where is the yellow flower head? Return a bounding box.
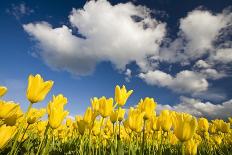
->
[0,86,7,97]
[26,74,54,104]
[0,125,17,149]
[27,108,46,124]
[77,119,87,135]
[157,110,172,132]
[172,112,198,142]
[115,85,133,106]
[0,101,21,119]
[185,139,199,155]
[92,120,101,136]
[137,97,156,120]
[110,110,118,123]
[66,118,73,127]
[99,96,113,118]
[198,117,209,132]
[47,94,69,129]
[128,107,144,133]
[91,97,100,118]
[83,107,93,125]
[117,107,126,122]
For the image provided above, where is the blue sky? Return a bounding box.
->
[0,0,232,119]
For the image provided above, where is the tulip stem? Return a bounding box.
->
[142,119,146,155]
[36,123,49,155]
[181,142,185,155]
[14,124,30,155]
[9,102,33,155]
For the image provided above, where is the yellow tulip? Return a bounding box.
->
[115,85,133,106]
[228,117,232,124]
[150,116,159,131]
[157,110,172,132]
[66,118,73,127]
[83,107,93,125]
[198,117,209,132]
[4,109,23,126]
[0,125,17,149]
[91,97,100,118]
[47,94,69,129]
[128,108,144,132]
[0,86,7,97]
[26,74,54,103]
[77,119,87,135]
[0,101,21,119]
[27,108,46,124]
[99,96,113,118]
[117,107,126,122]
[92,121,101,136]
[213,135,222,145]
[209,123,217,134]
[137,97,156,120]
[110,110,118,123]
[172,112,198,142]
[220,122,230,133]
[185,139,199,155]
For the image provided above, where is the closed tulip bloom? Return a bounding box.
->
[0,86,7,97]
[4,109,23,126]
[198,117,209,132]
[26,74,54,104]
[0,125,17,149]
[172,113,198,142]
[47,94,69,129]
[115,85,133,106]
[213,135,222,145]
[77,119,87,135]
[118,107,126,122]
[150,116,159,131]
[66,118,73,127]
[220,122,230,133]
[91,97,100,117]
[83,107,93,125]
[157,110,172,132]
[0,101,21,119]
[128,108,144,132]
[92,121,101,136]
[209,123,217,134]
[110,110,118,123]
[27,108,46,124]
[185,139,199,155]
[138,97,156,120]
[99,96,113,118]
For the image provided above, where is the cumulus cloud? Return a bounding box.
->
[160,8,232,63]
[139,70,208,93]
[157,96,232,119]
[23,0,166,75]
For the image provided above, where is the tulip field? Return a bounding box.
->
[0,74,232,155]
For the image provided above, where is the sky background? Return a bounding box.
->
[0,0,232,119]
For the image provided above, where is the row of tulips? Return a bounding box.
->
[0,74,231,155]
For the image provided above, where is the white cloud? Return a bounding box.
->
[157,96,232,119]
[6,2,34,20]
[124,69,132,82]
[160,8,232,63]
[23,0,166,75]
[211,48,232,63]
[139,70,208,94]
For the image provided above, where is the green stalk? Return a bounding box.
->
[36,123,49,155]
[9,102,33,155]
[14,123,30,155]
[181,142,185,155]
[142,119,146,155]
